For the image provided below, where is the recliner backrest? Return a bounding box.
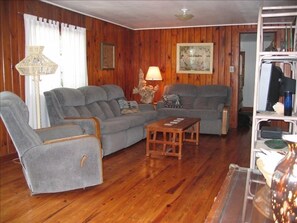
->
[0,92,42,157]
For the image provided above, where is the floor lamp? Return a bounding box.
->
[15,46,58,129]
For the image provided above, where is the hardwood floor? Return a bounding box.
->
[0,128,251,223]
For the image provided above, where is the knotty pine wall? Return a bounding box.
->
[1,0,257,157]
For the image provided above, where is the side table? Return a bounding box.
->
[205,164,274,222]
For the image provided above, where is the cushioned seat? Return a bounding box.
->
[0,91,103,194]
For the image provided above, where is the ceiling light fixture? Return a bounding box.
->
[175,8,194,21]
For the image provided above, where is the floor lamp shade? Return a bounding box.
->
[15,46,58,128]
[15,46,58,76]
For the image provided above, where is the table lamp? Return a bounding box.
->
[133,66,162,104]
[15,46,58,128]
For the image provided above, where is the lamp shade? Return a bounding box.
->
[15,46,58,76]
[145,66,162,81]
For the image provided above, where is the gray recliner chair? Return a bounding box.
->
[0,91,103,195]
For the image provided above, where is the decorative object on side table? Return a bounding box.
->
[133,67,162,104]
[271,135,297,223]
[15,46,58,128]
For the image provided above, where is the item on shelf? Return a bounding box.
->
[265,40,277,51]
[271,135,297,222]
[264,139,287,149]
[257,149,284,187]
[261,126,282,139]
[272,102,284,115]
[284,91,293,116]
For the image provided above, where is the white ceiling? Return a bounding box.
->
[42,0,297,30]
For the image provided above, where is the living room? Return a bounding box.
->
[1,0,296,222]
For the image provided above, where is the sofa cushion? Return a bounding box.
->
[157,108,221,120]
[108,99,122,116]
[61,105,92,118]
[100,115,144,135]
[193,97,209,109]
[197,85,229,98]
[179,96,195,109]
[119,115,144,128]
[53,88,85,107]
[101,85,125,100]
[207,96,226,109]
[127,110,157,123]
[79,86,107,103]
[100,119,130,134]
[164,84,198,97]
[97,101,115,119]
[193,96,226,109]
[86,102,107,120]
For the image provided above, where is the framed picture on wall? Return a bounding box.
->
[101,42,115,70]
[176,43,213,74]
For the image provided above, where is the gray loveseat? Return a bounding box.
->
[157,84,231,135]
[44,85,157,156]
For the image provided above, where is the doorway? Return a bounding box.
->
[238,32,275,128]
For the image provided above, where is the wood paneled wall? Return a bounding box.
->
[128,26,257,126]
[1,0,257,157]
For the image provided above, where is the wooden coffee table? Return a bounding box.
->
[145,117,200,159]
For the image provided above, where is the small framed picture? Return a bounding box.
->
[177,43,213,74]
[101,42,115,70]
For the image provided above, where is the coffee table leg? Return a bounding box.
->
[146,129,152,157]
[178,132,182,160]
[195,121,200,146]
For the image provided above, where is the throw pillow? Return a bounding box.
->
[163,94,183,108]
[117,99,139,114]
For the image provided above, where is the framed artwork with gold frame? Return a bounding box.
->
[177,43,213,74]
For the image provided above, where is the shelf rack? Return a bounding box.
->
[250,6,297,169]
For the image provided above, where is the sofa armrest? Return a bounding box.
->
[138,104,155,111]
[156,101,165,109]
[63,117,101,139]
[221,106,229,135]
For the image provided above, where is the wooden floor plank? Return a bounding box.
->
[0,128,250,223]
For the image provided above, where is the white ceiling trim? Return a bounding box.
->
[133,23,257,31]
[41,0,132,29]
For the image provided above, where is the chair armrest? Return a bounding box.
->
[35,124,84,142]
[43,134,91,144]
[221,106,229,135]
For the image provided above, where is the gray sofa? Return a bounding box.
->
[157,84,231,135]
[44,85,157,156]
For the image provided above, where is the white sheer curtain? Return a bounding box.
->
[61,24,88,88]
[24,14,60,129]
[23,14,88,129]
